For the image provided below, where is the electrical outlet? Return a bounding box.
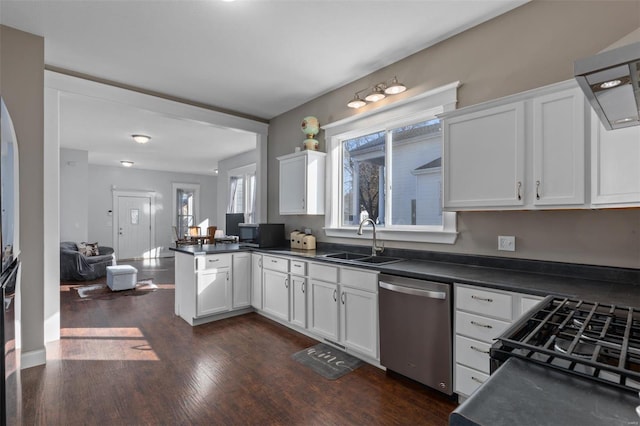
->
[498,235,516,252]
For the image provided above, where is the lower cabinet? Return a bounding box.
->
[340,285,378,360]
[453,283,543,399]
[232,253,251,309]
[251,253,263,309]
[290,274,307,329]
[197,267,230,316]
[309,278,339,341]
[263,269,290,322]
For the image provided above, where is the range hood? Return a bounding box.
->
[574,40,640,130]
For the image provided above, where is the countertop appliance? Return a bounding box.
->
[237,223,285,248]
[0,98,21,426]
[574,39,640,130]
[225,213,245,239]
[378,274,452,394]
[491,295,640,393]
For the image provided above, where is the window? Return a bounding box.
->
[227,164,257,223]
[341,119,442,227]
[172,183,200,238]
[324,82,460,244]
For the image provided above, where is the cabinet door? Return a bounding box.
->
[309,279,338,341]
[232,253,251,309]
[290,276,307,329]
[444,102,525,209]
[279,155,307,214]
[532,88,585,206]
[251,253,263,309]
[591,112,640,206]
[340,286,378,359]
[197,267,230,317]
[263,269,290,321]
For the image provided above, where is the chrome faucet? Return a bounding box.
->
[357,218,384,256]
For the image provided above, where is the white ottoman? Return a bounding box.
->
[106,265,138,291]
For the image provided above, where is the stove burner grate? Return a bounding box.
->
[491,296,640,393]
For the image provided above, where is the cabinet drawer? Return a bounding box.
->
[455,311,511,343]
[340,267,378,292]
[456,285,513,320]
[455,335,491,374]
[455,364,489,397]
[309,262,338,282]
[263,255,289,273]
[195,254,230,271]
[290,260,307,276]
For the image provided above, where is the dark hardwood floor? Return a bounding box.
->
[21,257,457,425]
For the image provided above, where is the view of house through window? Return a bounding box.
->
[176,188,196,237]
[228,164,257,223]
[341,118,442,227]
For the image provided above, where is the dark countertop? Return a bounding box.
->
[450,358,640,426]
[171,245,639,308]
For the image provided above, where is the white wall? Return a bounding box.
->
[87,164,217,257]
[60,148,88,242]
[217,149,259,230]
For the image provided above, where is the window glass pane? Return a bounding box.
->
[390,119,442,226]
[177,189,195,236]
[342,130,386,226]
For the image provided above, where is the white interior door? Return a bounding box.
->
[117,196,151,260]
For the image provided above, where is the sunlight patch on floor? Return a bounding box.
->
[48,327,160,361]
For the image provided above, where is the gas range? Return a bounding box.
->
[491,295,640,393]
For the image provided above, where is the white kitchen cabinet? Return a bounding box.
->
[532,87,585,207]
[443,102,526,209]
[197,267,230,317]
[232,252,251,309]
[195,253,232,318]
[263,269,290,322]
[443,80,587,211]
[290,275,307,329]
[289,260,308,329]
[309,278,339,341]
[453,283,543,399]
[340,286,378,359]
[251,253,263,310]
[277,150,326,215]
[591,111,640,207]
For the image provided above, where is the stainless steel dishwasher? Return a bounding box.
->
[378,274,452,395]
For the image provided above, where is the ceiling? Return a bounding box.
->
[1,0,528,175]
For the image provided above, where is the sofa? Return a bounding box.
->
[60,241,115,281]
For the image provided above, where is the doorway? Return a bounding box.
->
[112,190,156,260]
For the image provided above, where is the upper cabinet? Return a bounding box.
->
[278,150,326,215]
[591,112,640,207]
[443,81,588,211]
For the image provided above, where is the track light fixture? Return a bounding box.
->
[347,76,407,109]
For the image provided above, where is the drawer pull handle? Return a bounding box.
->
[208,259,219,262]
[333,289,337,302]
[470,345,490,354]
[271,260,278,263]
[471,295,493,302]
[470,320,493,329]
[471,376,484,384]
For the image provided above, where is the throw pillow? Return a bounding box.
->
[77,242,100,257]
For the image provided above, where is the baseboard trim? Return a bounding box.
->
[21,347,46,369]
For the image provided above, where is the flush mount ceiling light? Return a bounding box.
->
[121,160,134,167]
[347,76,408,109]
[131,134,151,144]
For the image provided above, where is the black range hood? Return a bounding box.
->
[574,40,640,130]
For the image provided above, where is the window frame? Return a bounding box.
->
[227,163,257,223]
[323,82,460,244]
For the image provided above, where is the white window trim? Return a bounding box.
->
[227,163,257,220]
[322,81,460,244]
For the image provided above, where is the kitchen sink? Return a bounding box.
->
[322,252,404,265]
[323,252,369,260]
[356,256,404,265]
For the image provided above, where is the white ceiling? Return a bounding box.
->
[1,0,528,175]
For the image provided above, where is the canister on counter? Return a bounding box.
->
[302,234,316,250]
[290,231,303,249]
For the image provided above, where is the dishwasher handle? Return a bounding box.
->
[379,281,447,300]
